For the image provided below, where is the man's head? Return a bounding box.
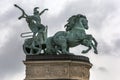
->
[33,7,39,15]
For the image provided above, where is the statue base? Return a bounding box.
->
[24,54,92,80]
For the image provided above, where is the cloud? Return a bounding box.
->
[114,38,120,49]
[0,4,26,79]
[112,38,120,56]
[0,24,25,79]
[89,54,120,80]
[0,0,120,80]
[98,67,108,72]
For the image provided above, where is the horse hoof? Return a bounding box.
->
[68,53,74,55]
[94,51,98,54]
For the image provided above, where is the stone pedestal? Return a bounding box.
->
[24,54,92,80]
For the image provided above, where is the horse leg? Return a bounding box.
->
[92,37,98,54]
[54,46,61,54]
[91,43,98,54]
[92,37,98,47]
[83,34,98,54]
[67,47,70,53]
[61,42,69,54]
[81,39,92,54]
[59,39,69,54]
[82,46,92,53]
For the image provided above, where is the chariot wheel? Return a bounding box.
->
[23,38,42,55]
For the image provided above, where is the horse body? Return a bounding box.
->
[67,29,85,46]
[49,29,86,54]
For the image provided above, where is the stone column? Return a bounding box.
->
[24,55,92,80]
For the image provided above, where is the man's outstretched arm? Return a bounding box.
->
[39,8,48,16]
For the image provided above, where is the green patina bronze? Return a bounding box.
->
[14,4,48,54]
[14,4,98,55]
[46,14,98,54]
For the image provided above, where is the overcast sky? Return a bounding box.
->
[0,0,120,80]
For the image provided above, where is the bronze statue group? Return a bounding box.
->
[14,4,98,55]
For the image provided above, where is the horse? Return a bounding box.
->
[46,14,98,54]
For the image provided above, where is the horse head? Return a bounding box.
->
[65,14,89,31]
[76,14,89,30]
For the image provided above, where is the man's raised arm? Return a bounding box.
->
[39,8,48,16]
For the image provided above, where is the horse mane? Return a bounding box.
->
[65,14,86,31]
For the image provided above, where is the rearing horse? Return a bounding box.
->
[46,14,98,54]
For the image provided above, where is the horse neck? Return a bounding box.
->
[72,22,85,30]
